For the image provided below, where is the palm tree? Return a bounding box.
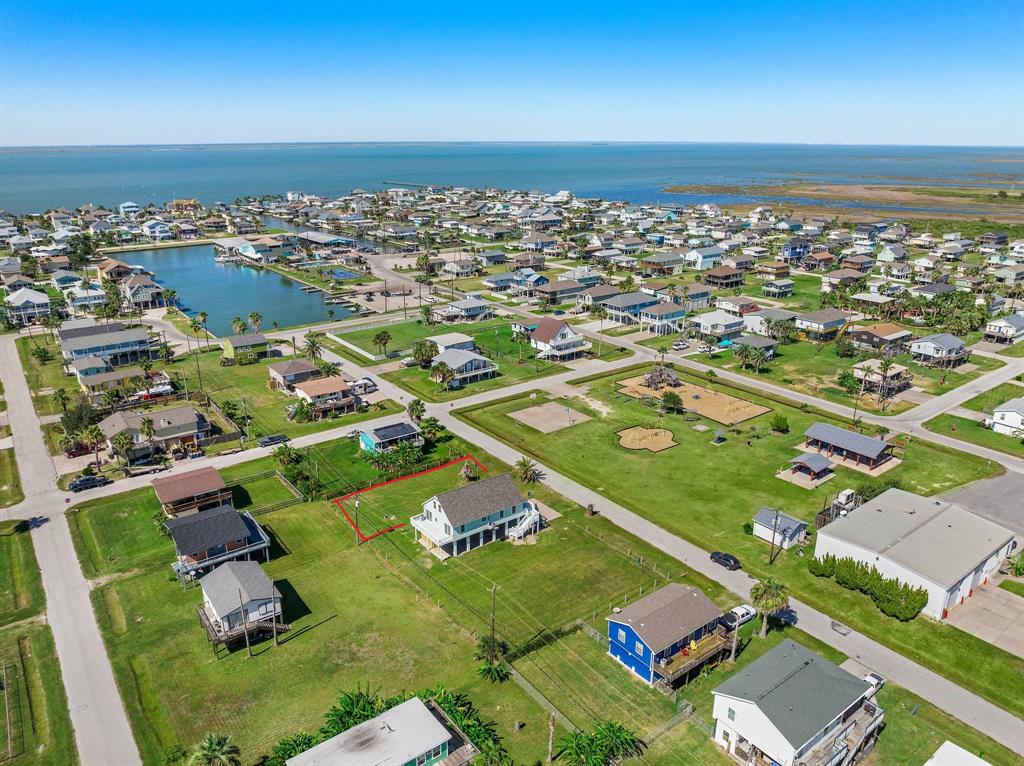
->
[303,335,323,362]
[111,431,135,466]
[231,316,246,335]
[419,416,442,442]
[158,341,174,364]
[195,311,211,350]
[317,360,340,376]
[750,346,770,373]
[516,457,540,483]
[557,731,602,766]
[750,576,789,639]
[272,443,301,468]
[79,424,106,469]
[432,361,454,391]
[876,357,895,408]
[188,732,241,766]
[189,317,203,346]
[163,288,178,308]
[592,721,645,762]
[372,330,392,356]
[407,399,426,422]
[140,416,156,456]
[58,429,81,454]
[733,342,753,370]
[52,387,71,413]
[248,311,263,333]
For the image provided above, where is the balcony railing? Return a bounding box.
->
[654,626,728,682]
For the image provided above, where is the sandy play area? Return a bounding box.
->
[617,375,771,425]
[510,401,592,433]
[616,426,678,453]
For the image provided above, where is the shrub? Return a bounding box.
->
[808,553,836,577]
[769,414,790,434]
[742,521,754,536]
[818,554,928,620]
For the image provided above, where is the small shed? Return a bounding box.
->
[752,507,807,550]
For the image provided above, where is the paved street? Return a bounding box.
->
[2,277,1024,762]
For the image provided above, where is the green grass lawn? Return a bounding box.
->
[999,579,1024,598]
[997,341,1024,358]
[0,447,23,509]
[959,381,1024,413]
[340,317,509,356]
[317,334,377,364]
[456,364,1024,719]
[158,348,403,443]
[382,323,569,402]
[0,521,44,628]
[737,273,823,310]
[0,624,79,766]
[923,414,1024,458]
[702,338,1003,414]
[15,334,81,416]
[70,431,747,765]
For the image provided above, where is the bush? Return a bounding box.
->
[769,414,790,434]
[808,553,836,577]
[818,554,928,621]
[742,521,754,536]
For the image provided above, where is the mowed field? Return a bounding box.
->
[69,432,743,765]
[457,363,1024,720]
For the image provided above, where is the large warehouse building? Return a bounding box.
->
[814,489,1016,620]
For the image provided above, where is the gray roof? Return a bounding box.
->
[714,639,869,750]
[604,291,657,309]
[434,473,525,527]
[913,333,965,351]
[58,318,125,340]
[225,333,267,348]
[817,489,1015,589]
[268,358,318,376]
[60,327,150,353]
[607,583,721,654]
[797,308,850,325]
[992,314,1024,331]
[285,697,450,766]
[752,508,807,539]
[994,396,1024,417]
[913,282,956,295]
[448,297,490,311]
[804,422,889,460]
[369,421,420,443]
[789,453,833,473]
[165,505,251,555]
[99,405,206,440]
[200,561,278,616]
[431,348,492,371]
[733,335,776,350]
[752,308,798,321]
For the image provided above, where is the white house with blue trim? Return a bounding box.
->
[606,583,725,687]
[411,473,540,558]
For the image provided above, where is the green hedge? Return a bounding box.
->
[810,554,928,621]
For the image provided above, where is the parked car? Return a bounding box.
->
[63,443,91,458]
[69,475,113,493]
[697,343,714,353]
[401,357,418,367]
[553,310,566,316]
[671,340,689,351]
[721,603,757,631]
[258,434,290,448]
[863,672,885,694]
[710,551,741,570]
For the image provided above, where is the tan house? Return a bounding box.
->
[293,376,357,419]
[152,466,234,518]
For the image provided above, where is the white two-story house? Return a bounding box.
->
[411,473,539,557]
[528,317,591,360]
[712,639,883,766]
[989,397,1024,437]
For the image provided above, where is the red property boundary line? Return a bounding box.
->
[331,454,488,543]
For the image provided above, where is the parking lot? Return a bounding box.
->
[945,580,1024,659]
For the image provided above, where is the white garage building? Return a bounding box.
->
[814,489,1016,620]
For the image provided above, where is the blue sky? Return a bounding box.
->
[1,0,1022,147]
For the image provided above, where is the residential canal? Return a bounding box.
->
[122,244,352,335]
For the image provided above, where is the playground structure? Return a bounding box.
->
[616,426,678,453]
[617,374,771,426]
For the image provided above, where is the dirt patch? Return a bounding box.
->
[617,375,770,425]
[616,426,678,453]
[509,401,592,433]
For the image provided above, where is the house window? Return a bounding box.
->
[417,753,427,766]
[431,745,442,758]
[444,523,450,534]
[635,641,644,656]
[617,628,626,643]
[727,708,735,722]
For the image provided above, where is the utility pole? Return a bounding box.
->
[239,589,252,659]
[354,497,361,545]
[241,398,250,442]
[729,624,739,662]
[769,507,781,565]
[489,584,497,664]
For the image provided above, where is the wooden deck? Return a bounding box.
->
[197,605,291,646]
[654,626,728,683]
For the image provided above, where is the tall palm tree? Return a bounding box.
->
[751,346,770,373]
[432,361,454,391]
[733,343,753,370]
[372,330,392,356]
[196,311,211,349]
[79,424,106,469]
[111,431,135,466]
[140,416,156,456]
[407,399,426,422]
[58,430,81,454]
[231,316,246,335]
[163,288,178,308]
[188,732,241,766]
[303,335,323,362]
[750,576,789,639]
[248,311,263,333]
[317,360,341,377]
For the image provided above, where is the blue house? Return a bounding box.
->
[607,583,725,686]
[358,421,424,453]
[779,237,810,264]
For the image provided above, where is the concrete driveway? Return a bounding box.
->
[945,581,1024,659]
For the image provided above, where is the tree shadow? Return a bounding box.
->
[231,484,255,509]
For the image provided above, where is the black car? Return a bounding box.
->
[258,434,290,448]
[69,475,113,493]
[710,551,741,570]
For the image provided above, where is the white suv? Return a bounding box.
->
[722,603,757,631]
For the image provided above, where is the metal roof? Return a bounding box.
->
[803,422,889,460]
[199,561,278,617]
[752,508,807,538]
[713,639,869,750]
[817,489,1015,589]
[789,453,833,473]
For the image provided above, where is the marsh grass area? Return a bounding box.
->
[457,363,1024,720]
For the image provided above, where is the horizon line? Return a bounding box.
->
[2,139,1022,152]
